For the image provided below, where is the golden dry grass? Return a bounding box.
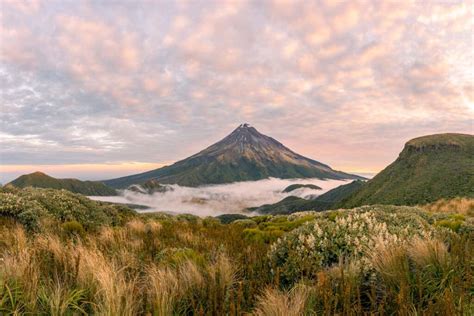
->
[421,197,474,216]
[0,220,241,315]
[254,285,310,316]
[0,212,472,315]
[408,237,449,268]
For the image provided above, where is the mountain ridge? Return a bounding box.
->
[103,124,363,188]
[250,180,365,215]
[340,133,474,207]
[250,133,474,214]
[8,172,118,196]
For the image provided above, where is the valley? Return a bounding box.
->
[89,177,350,216]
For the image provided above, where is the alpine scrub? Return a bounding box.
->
[0,187,472,314]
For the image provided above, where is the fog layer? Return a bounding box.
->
[90,178,348,217]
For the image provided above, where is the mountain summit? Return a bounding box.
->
[103,124,363,188]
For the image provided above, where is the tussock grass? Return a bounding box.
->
[0,200,472,315]
[147,265,180,315]
[254,285,310,316]
[422,197,474,216]
[0,218,245,315]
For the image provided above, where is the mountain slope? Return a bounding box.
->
[104,124,363,188]
[317,180,366,206]
[9,172,117,196]
[251,180,365,214]
[341,133,474,207]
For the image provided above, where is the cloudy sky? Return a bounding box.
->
[1,0,473,183]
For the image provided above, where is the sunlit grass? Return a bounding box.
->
[0,187,472,314]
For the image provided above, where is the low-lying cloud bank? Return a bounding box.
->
[90,178,349,217]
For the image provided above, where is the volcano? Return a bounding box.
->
[103,124,363,188]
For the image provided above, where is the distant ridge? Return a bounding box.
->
[8,172,117,196]
[340,133,474,207]
[250,180,365,215]
[103,124,363,188]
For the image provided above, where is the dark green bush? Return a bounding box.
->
[17,210,40,232]
[157,247,206,267]
[202,216,221,228]
[176,214,200,223]
[215,213,248,224]
[242,228,283,243]
[62,220,86,237]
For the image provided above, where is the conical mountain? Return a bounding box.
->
[103,124,363,188]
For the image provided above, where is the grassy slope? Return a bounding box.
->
[9,172,117,196]
[250,196,311,215]
[341,133,474,207]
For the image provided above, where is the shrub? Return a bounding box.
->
[176,214,199,223]
[0,188,137,231]
[61,221,85,237]
[252,215,271,224]
[215,213,248,224]
[435,219,463,232]
[17,210,41,232]
[157,248,206,267]
[23,188,110,229]
[0,193,45,231]
[202,216,221,228]
[258,215,316,232]
[268,206,436,286]
[243,228,283,243]
[231,219,257,228]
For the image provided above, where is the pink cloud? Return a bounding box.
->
[1,0,472,173]
[3,0,41,14]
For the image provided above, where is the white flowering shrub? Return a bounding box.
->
[0,187,136,231]
[0,192,46,231]
[24,188,115,229]
[268,206,436,285]
[287,211,319,221]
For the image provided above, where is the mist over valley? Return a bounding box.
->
[90,177,350,216]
